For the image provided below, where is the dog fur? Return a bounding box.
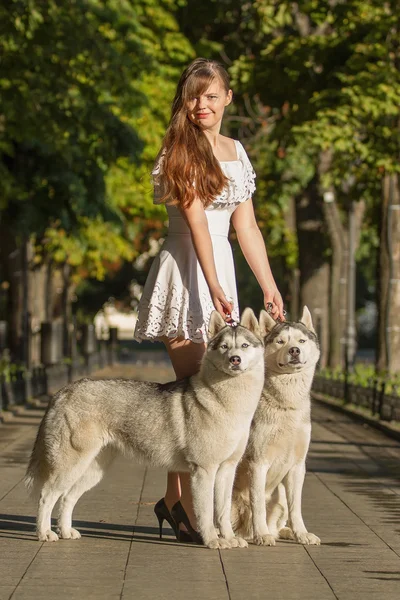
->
[25,309,265,549]
[231,306,321,546]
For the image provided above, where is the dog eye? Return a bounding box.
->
[220,344,228,349]
[299,339,306,344]
[242,343,249,348]
[277,340,284,345]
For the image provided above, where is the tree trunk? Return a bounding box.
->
[21,235,31,368]
[345,200,366,368]
[285,196,300,320]
[44,259,53,321]
[0,226,23,358]
[62,262,72,357]
[322,198,366,369]
[295,179,330,367]
[377,173,400,372]
[322,199,345,368]
[29,260,52,365]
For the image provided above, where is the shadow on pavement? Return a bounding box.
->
[311,440,400,449]
[364,570,400,581]
[0,513,202,546]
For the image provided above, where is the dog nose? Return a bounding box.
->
[229,355,241,366]
[289,347,300,357]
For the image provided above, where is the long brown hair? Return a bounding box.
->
[155,58,231,208]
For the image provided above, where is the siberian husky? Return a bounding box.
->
[25,309,265,549]
[232,307,321,546]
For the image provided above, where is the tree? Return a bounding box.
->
[179,0,398,370]
[0,0,193,355]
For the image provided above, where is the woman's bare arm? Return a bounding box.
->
[231,199,285,320]
[180,198,233,320]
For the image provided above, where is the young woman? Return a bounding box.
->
[134,58,285,542]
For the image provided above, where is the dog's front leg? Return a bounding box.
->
[283,462,320,545]
[214,461,248,548]
[191,465,229,549]
[267,483,289,537]
[249,462,276,546]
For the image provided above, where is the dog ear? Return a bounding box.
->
[259,310,277,336]
[240,307,260,336]
[208,310,227,339]
[300,306,315,333]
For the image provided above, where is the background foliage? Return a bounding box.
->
[1,0,399,371]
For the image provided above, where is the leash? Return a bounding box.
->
[266,302,287,322]
[224,303,287,328]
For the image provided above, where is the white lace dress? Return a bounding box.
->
[134,140,256,343]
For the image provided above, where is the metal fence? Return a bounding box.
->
[312,376,400,422]
[0,321,119,416]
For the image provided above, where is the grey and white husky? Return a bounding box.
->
[232,307,321,546]
[25,309,265,549]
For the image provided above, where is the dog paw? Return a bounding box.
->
[37,529,59,542]
[233,536,248,548]
[206,537,232,549]
[226,536,248,548]
[294,532,321,545]
[279,527,295,540]
[57,527,81,540]
[253,533,276,546]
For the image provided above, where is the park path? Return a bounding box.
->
[0,359,399,600]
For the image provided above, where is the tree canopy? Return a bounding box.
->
[1,1,399,369]
[1,0,193,283]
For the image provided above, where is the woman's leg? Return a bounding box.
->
[162,336,206,528]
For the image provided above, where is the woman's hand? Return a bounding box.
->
[264,288,285,322]
[210,285,234,321]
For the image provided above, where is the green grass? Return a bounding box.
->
[317,363,400,397]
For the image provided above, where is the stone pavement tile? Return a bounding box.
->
[0,554,40,587]
[0,469,25,501]
[7,458,145,600]
[0,522,39,543]
[0,427,37,500]
[0,518,41,589]
[122,579,228,600]
[121,467,229,600]
[220,545,336,600]
[12,584,122,600]
[1,483,45,533]
[0,587,15,600]
[0,423,31,445]
[306,541,400,595]
[122,554,229,600]
[304,567,400,600]
[314,469,400,554]
[1,367,400,600]
[312,404,400,477]
[68,458,145,542]
[306,428,400,552]
[224,549,335,600]
[137,468,170,541]
[299,473,375,548]
[304,411,400,599]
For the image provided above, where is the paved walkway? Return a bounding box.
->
[0,361,399,600]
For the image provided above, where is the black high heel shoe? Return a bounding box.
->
[154,498,193,543]
[171,501,203,545]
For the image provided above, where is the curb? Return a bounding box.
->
[312,391,400,443]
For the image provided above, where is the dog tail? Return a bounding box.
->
[24,415,49,499]
[231,486,253,539]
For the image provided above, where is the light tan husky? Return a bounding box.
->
[25,309,265,549]
[232,306,321,546]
